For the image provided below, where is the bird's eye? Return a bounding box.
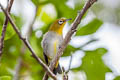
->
[58,20,64,25]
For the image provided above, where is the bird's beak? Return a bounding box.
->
[65,18,72,22]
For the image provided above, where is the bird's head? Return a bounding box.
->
[49,18,72,35]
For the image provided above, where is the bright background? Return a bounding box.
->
[0,0,120,80]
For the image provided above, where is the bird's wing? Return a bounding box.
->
[43,52,48,64]
[41,35,49,64]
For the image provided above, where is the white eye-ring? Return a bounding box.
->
[58,20,64,25]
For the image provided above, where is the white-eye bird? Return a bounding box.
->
[41,18,71,74]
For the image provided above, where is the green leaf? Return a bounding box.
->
[0,35,22,72]
[31,0,41,6]
[0,76,11,80]
[114,76,120,80]
[30,34,43,57]
[12,15,23,28]
[0,64,11,76]
[41,12,54,23]
[0,12,23,40]
[72,48,111,80]
[36,4,57,33]
[4,23,15,40]
[63,45,79,56]
[76,18,103,36]
[36,6,42,17]
[0,12,4,23]
[49,0,84,20]
[31,0,48,6]
[0,12,15,40]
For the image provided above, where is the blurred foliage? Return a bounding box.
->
[0,0,115,80]
[63,45,79,56]
[48,0,84,20]
[91,1,120,25]
[72,48,112,80]
[76,18,103,36]
[0,76,11,80]
[114,76,120,80]
[0,35,21,77]
[32,0,48,6]
[0,12,23,40]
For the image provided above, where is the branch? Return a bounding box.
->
[62,54,73,80]
[13,57,22,80]
[62,67,68,80]
[79,38,98,49]
[43,0,97,79]
[0,0,14,59]
[66,54,73,73]
[0,3,57,80]
[26,6,38,38]
[13,6,38,80]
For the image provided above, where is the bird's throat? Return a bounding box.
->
[49,26,64,35]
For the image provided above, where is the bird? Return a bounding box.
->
[41,18,71,75]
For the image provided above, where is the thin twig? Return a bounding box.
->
[13,44,26,80]
[0,0,14,58]
[43,0,97,79]
[26,6,38,38]
[79,38,98,49]
[42,73,49,80]
[66,54,73,73]
[62,67,68,80]
[63,73,68,80]
[50,0,97,71]
[13,6,38,80]
[62,38,97,80]
[62,54,73,80]
[13,57,22,80]
[0,3,57,80]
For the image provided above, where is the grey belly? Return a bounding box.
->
[41,32,63,59]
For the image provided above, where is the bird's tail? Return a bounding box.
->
[53,63,62,75]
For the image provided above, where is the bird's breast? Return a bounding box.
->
[42,31,63,59]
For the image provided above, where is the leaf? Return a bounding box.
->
[114,76,120,80]
[48,0,84,20]
[4,23,15,40]
[62,45,79,56]
[0,12,15,40]
[31,0,48,6]
[12,15,23,28]
[0,12,4,23]
[0,64,11,76]
[0,35,22,71]
[36,4,57,33]
[72,48,112,80]
[41,12,54,24]
[36,6,42,17]
[30,34,43,57]
[0,12,23,40]
[0,76,11,80]
[31,0,40,6]
[76,18,103,36]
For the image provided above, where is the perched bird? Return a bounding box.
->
[41,18,71,74]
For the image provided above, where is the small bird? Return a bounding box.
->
[41,18,71,74]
